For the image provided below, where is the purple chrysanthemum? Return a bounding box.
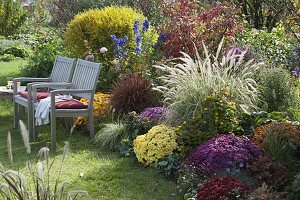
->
[139,107,169,122]
[187,134,261,174]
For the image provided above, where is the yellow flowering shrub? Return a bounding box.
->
[133,124,178,166]
[74,92,111,126]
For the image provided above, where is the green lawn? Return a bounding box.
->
[0,60,181,200]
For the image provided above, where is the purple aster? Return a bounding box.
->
[187,134,261,175]
[139,107,169,122]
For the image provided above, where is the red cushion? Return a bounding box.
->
[55,99,88,109]
[19,91,50,100]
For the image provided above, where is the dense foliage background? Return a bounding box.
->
[1,0,300,199]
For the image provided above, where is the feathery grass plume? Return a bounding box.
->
[59,181,69,199]
[1,143,88,199]
[26,161,33,175]
[3,170,27,197]
[94,123,127,151]
[19,120,31,153]
[56,141,69,184]
[38,147,50,168]
[0,163,4,171]
[154,39,263,122]
[37,161,44,182]
[7,132,13,164]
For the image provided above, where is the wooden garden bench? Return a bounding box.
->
[31,59,101,150]
[13,56,76,138]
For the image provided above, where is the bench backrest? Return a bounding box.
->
[71,59,101,99]
[50,56,76,83]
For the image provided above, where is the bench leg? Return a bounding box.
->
[28,105,34,139]
[88,112,94,140]
[51,112,57,151]
[14,102,19,128]
[64,118,72,133]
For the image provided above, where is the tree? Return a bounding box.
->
[0,0,27,36]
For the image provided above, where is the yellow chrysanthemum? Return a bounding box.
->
[133,124,177,166]
[74,92,111,126]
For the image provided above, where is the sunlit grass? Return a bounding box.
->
[0,60,181,200]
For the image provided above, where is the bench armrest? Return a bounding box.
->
[13,77,51,94]
[31,83,73,102]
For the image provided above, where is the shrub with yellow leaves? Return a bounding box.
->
[74,92,111,126]
[133,124,178,166]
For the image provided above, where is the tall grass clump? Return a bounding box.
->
[94,123,127,151]
[154,40,263,122]
[0,121,88,200]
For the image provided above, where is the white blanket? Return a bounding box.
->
[35,95,72,125]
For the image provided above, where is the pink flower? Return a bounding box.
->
[99,47,108,53]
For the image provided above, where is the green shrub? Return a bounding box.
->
[65,6,154,59]
[126,0,162,25]
[0,54,15,62]
[176,121,213,157]
[157,153,181,177]
[257,67,299,112]
[3,46,29,58]
[123,111,154,143]
[65,6,158,90]
[176,88,241,156]
[288,174,300,200]
[20,34,65,78]
[49,0,116,26]
[0,38,30,55]
[236,27,291,68]
[201,88,240,134]
[0,0,27,36]
[263,133,296,163]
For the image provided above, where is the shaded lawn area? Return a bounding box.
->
[0,59,25,85]
[0,60,181,200]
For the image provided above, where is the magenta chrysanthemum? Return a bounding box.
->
[187,134,261,174]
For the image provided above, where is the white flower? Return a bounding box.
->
[99,47,108,53]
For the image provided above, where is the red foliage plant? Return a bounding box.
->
[160,0,243,57]
[111,73,158,114]
[197,176,250,200]
[247,155,289,190]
